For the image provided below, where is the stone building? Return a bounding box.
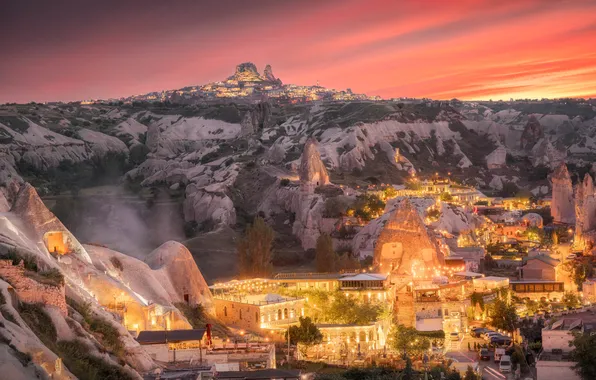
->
[213,294,305,332]
[551,163,575,224]
[519,254,560,281]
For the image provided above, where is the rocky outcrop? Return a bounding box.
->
[299,138,330,193]
[531,138,565,168]
[11,183,92,264]
[373,199,444,275]
[240,102,272,137]
[183,186,237,226]
[486,145,507,169]
[145,241,214,313]
[229,62,263,82]
[263,64,282,85]
[574,173,596,250]
[520,116,544,149]
[551,163,575,224]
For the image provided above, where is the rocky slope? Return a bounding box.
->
[1,98,595,268]
[0,182,214,378]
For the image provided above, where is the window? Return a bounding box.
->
[545,284,554,291]
[239,310,243,320]
[224,306,227,317]
[255,312,258,322]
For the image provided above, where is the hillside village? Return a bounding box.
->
[2,64,596,379]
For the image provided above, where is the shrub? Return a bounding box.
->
[38,268,65,286]
[109,257,124,271]
[57,340,134,380]
[18,303,57,345]
[88,317,124,357]
[3,249,38,272]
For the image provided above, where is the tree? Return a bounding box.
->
[490,299,517,335]
[390,324,431,357]
[570,331,596,380]
[402,357,414,380]
[237,217,274,277]
[440,192,453,202]
[464,366,476,380]
[563,292,581,309]
[315,233,336,272]
[288,317,323,357]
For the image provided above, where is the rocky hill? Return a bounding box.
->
[0,182,214,378]
[1,97,596,277]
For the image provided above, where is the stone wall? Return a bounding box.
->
[0,260,67,316]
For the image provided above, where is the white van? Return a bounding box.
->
[499,355,512,373]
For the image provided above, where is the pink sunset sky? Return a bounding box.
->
[1,0,596,103]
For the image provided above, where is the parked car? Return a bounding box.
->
[491,336,512,346]
[480,330,496,338]
[479,348,491,360]
[485,332,502,341]
[470,328,488,337]
[499,355,512,373]
[450,332,460,341]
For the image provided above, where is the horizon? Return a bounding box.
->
[2,0,596,103]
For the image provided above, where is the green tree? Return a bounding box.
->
[570,331,596,380]
[563,292,581,309]
[402,357,414,380]
[464,366,476,380]
[237,217,274,277]
[288,316,323,357]
[440,192,453,202]
[390,324,431,357]
[490,299,517,335]
[315,233,336,272]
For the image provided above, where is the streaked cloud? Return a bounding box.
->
[1,0,595,102]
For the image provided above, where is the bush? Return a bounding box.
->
[109,257,124,271]
[37,267,65,286]
[3,249,38,272]
[88,317,124,357]
[57,340,134,380]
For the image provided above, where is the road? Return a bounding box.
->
[445,334,535,380]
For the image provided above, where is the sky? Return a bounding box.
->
[1,0,596,103]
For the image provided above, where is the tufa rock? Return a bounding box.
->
[574,173,596,250]
[551,163,575,224]
[11,183,92,263]
[263,64,282,85]
[373,199,444,275]
[520,115,544,150]
[145,241,214,313]
[299,138,330,193]
[229,62,263,82]
[486,145,507,170]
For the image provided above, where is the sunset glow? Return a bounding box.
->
[1,0,596,103]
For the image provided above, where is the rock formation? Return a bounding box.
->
[574,173,596,250]
[551,163,575,224]
[373,199,444,276]
[11,183,92,264]
[520,115,544,149]
[299,138,330,193]
[486,145,506,169]
[229,62,263,82]
[145,241,214,313]
[263,64,282,85]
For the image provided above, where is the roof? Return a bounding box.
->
[454,271,484,278]
[274,272,342,280]
[316,323,376,329]
[474,276,508,282]
[510,280,564,284]
[339,273,388,282]
[523,254,560,267]
[215,369,301,379]
[136,329,206,345]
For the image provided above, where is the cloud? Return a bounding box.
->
[1,0,596,102]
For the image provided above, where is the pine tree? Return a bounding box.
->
[237,217,274,277]
[315,233,336,272]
